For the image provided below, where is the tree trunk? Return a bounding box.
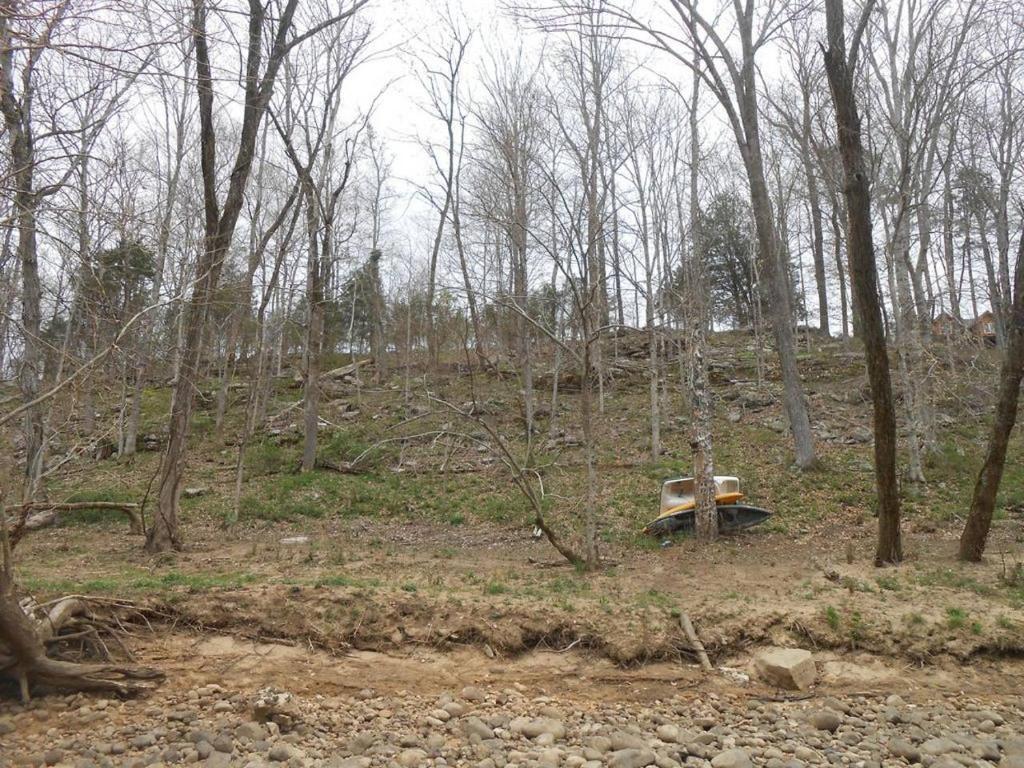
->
[149,0,314,551]
[830,196,851,339]
[958,228,1024,561]
[942,171,960,319]
[746,164,817,468]
[824,0,903,566]
[687,59,717,541]
[301,188,324,473]
[801,105,829,337]
[0,26,46,501]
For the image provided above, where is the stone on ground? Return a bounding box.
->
[754,648,816,691]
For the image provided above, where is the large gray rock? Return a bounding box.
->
[754,648,816,691]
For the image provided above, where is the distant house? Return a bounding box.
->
[930,310,997,345]
[968,311,997,344]
[931,312,963,338]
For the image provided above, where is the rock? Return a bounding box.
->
[883,708,903,724]
[397,748,428,767]
[754,648,816,691]
[212,735,233,753]
[807,711,842,733]
[324,760,371,768]
[539,748,563,767]
[509,717,566,740]
[656,725,680,743]
[974,710,1004,726]
[206,753,232,768]
[131,733,157,749]
[710,749,752,768]
[237,722,268,742]
[793,746,816,762]
[920,738,960,756]
[442,702,466,717]
[347,732,375,754]
[182,487,208,498]
[43,751,63,766]
[608,749,657,768]
[463,717,495,740]
[267,744,297,762]
[0,718,15,735]
[609,732,648,751]
[461,686,486,702]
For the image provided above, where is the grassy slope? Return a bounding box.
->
[9,332,1024,662]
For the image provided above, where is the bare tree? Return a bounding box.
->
[823,0,903,565]
[273,18,368,472]
[959,225,1023,561]
[684,35,717,541]
[419,13,471,372]
[475,48,545,447]
[607,0,819,469]
[147,0,369,551]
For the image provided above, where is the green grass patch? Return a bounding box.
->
[484,580,509,595]
[825,605,840,631]
[946,606,967,630]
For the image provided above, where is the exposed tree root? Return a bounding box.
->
[0,581,163,701]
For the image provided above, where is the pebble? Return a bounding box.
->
[711,749,752,768]
[1,683,1021,768]
[608,748,657,768]
[807,711,842,733]
[889,738,921,762]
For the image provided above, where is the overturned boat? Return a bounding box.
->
[643,475,773,536]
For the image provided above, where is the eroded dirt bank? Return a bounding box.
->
[1,629,1023,768]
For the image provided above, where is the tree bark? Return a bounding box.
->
[824,0,903,566]
[958,228,1024,561]
[685,33,716,541]
[0,11,47,501]
[301,188,324,472]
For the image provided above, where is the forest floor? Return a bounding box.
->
[2,331,1024,766]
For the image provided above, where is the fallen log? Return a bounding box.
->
[323,358,373,380]
[5,502,144,549]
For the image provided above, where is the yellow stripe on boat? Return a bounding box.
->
[653,491,744,521]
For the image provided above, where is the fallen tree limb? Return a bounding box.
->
[680,613,713,672]
[5,502,143,549]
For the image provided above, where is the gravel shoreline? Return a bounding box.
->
[2,679,1022,768]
